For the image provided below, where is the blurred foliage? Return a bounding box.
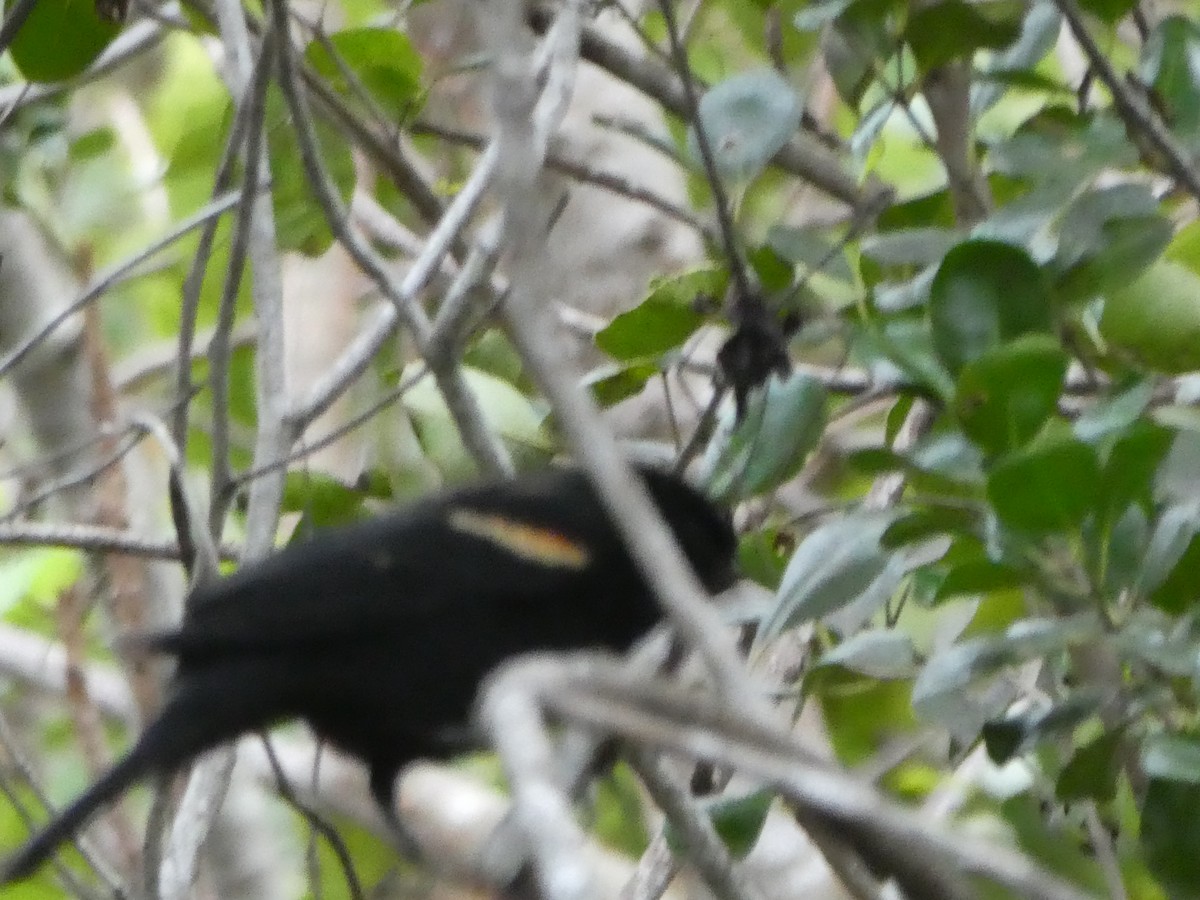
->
[4,0,1200,895]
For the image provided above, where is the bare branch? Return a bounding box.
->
[1055,0,1200,204]
[526,6,893,213]
[0,520,238,560]
[0,192,243,382]
[484,656,1095,900]
[628,750,764,900]
[270,0,512,478]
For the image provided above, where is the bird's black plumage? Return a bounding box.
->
[0,465,736,886]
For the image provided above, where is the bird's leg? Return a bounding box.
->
[368,765,422,860]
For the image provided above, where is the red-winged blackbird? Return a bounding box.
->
[1,465,736,886]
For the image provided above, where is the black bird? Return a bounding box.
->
[1,465,736,885]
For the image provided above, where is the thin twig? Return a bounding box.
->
[117,322,257,393]
[0,0,43,59]
[618,833,679,900]
[486,656,1096,900]
[0,192,243,381]
[629,749,763,900]
[260,738,367,900]
[654,0,752,308]
[1,427,148,523]
[270,2,512,477]
[172,94,255,455]
[207,35,278,536]
[411,119,713,238]
[231,362,430,487]
[491,0,759,706]
[526,6,893,212]
[0,520,238,560]
[0,713,123,900]
[1055,0,1200,203]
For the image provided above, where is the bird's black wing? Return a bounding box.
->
[144,469,624,659]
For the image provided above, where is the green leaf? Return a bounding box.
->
[1097,504,1150,594]
[882,506,979,548]
[1005,614,1101,656]
[689,69,803,182]
[1167,218,1200,271]
[1142,776,1200,896]
[821,629,920,679]
[402,365,553,480]
[823,0,896,105]
[816,673,918,764]
[1097,422,1173,526]
[586,363,662,407]
[912,637,1009,724]
[1142,734,1200,784]
[766,510,898,633]
[748,244,794,292]
[914,617,1098,724]
[794,0,857,30]
[706,791,773,859]
[1101,261,1200,374]
[874,265,937,313]
[664,790,772,860]
[282,472,368,530]
[0,549,84,619]
[999,795,1110,891]
[10,0,121,83]
[987,438,1101,533]
[846,447,905,476]
[595,268,725,361]
[704,372,827,500]
[973,2,1061,113]
[1058,182,1159,265]
[1077,0,1136,21]
[266,87,356,255]
[930,240,1052,373]
[593,764,651,856]
[597,300,703,361]
[1141,16,1200,141]
[851,432,987,490]
[879,187,957,231]
[737,529,792,590]
[886,394,915,445]
[859,317,956,400]
[1137,502,1200,608]
[150,41,232,211]
[1057,728,1124,802]
[1073,380,1154,443]
[1150,535,1200,614]
[906,431,986,485]
[991,112,1135,185]
[70,127,116,161]
[305,28,424,123]
[935,558,1026,600]
[1116,616,1200,674]
[1155,429,1200,503]
[906,0,1023,72]
[768,224,855,281]
[953,334,1068,456]
[860,228,958,268]
[1053,183,1173,303]
[299,814,397,898]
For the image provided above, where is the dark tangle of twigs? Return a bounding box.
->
[260,736,367,900]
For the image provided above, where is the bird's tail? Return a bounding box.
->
[0,734,159,885]
[0,667,255,887]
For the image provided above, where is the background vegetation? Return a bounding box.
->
[0,0,1199,896]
